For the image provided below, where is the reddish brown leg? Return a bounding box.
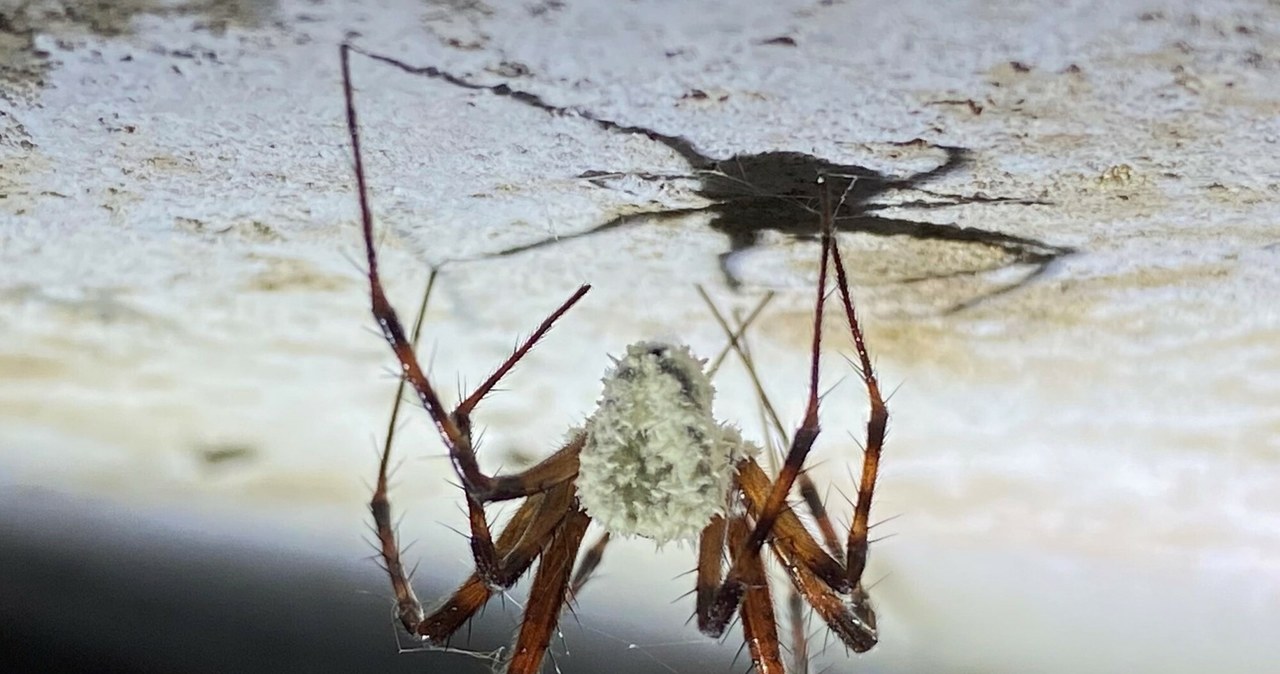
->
[699,186,836,636]
[702,299,838,669]
[370,270,439,633]
[729,516,785,674]
[694,515,728,635]
[375,473,577,642]
[366,274,582,641]
[736,458,847,593]
[343,43,588,593]
[739,461,876,652]
[829,234,888,587]
[568,532,611,600]
[769,535,877,653]
[699,287,846,564]
[506,509,591,674]
[795,475,844,562]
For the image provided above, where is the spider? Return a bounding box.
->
[342,43,889,673]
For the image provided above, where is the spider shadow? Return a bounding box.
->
[357,49,1075,312]
[512,146,1072,305]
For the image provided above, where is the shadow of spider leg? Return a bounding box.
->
[341,46,1069,311]
[482,207,709,261]
[484,151,1072,311]
[837,210,1074,312]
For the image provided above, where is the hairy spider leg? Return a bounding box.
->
[739,459,878,653]
[370,269,437,632]
[729,515,785,674]
[714,194,885,652]
[364,266,585,642]
[828,233,889,587]
[700,291,853,666]
[696,181,835,638]
[428,483,578,644]
[506,509,591,674]
[694,181,884,655]
[343,43,589,598]
[698,287,845,564]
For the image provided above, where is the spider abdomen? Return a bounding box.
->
[576,341,750,545]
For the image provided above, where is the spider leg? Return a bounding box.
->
[698,287,845,564]
[568,531,611,600]
[376,472,576,642]
[736,459,848,595]
[738,183,836,553]
[506,508,591,674]
[795,474,844,563]
[701,291,833,671]
[343,44,591,593]
[695,515,728,634]
[769,536,877,653]
[703,295,869,663]
[828,223,888,588]
[740,458,877,653]
[787,591,809,674]
[369,269,440,633]
[699,183,836,636]
[728,515,785,674]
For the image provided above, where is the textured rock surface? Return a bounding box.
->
[2,1,1278,672]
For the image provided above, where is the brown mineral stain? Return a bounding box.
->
[0,353,69,380]
[0,0,276,97]
[245,255,351,293]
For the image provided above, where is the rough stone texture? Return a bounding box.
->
[1,1,1278,672]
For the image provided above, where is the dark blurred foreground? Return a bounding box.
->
[0,489,727,674]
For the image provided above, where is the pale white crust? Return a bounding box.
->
[576,341,755,545]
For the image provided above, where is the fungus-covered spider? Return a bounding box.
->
[342,44,888,673]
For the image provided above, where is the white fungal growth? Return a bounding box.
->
[576,341,755,545]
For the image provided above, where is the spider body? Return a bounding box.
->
[578,341,753,544]
[343,44,889,674]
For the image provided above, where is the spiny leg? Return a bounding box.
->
[345,40,588,494]
[568,532,611,600]
[370,269,438,633]
[698,287,845,563]
[417,484,570,643]
[713,300,871,663]
[728,515,784,674]
[828,220,888,588]
[739,458,877,652]
[343,43,588,592]
[506,509,591,674]
[747,177,885,649]
[361,278,592,651]
[700,181,836,636]
[708,304,842,668]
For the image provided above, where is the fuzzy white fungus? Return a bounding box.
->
[576,341,755,545]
